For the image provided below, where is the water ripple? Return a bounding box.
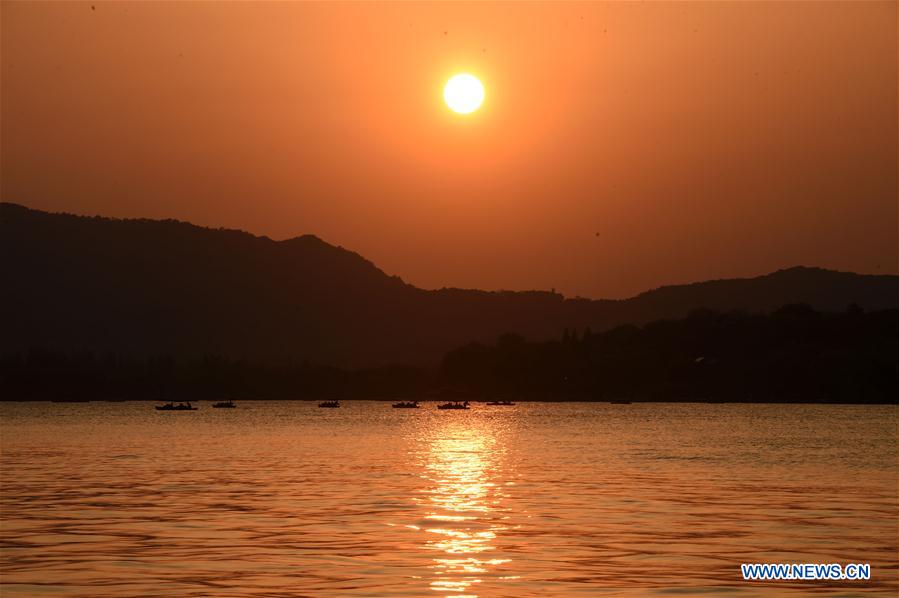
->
[1,401,897,596]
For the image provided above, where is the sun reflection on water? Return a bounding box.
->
[417,419,512,596]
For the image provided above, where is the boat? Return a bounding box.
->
[392,400,420,408]
[486,400,515,406]
[212,400,236,408]
[155,401,197,411]
[437,401,470,410]
[318,400,340,408]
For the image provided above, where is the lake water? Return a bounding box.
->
[1,401,897,596]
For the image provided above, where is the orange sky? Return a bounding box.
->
[1,1,896,298]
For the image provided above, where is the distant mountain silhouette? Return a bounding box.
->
[3,202,898,366]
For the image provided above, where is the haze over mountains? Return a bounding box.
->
[3,202,898,367]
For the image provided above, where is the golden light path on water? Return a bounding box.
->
[379,415,522,597]
[419,423,513,596]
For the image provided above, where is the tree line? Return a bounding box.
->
[441,304,897,403]
[2,304,896,403]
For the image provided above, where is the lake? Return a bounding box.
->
[1,401,896,596]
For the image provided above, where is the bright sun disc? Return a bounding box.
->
[444,74,484,114]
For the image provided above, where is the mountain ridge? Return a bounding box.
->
[3,202,897,366]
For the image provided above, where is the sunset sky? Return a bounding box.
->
[1,1,896,298]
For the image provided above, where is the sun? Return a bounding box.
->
[444,73,485,115]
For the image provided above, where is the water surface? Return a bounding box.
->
[1,401,897,596]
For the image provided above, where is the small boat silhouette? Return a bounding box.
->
[486,400,515,406]
[392,400,419,408]
[318,400,340,408]
[437,401,470,410]
[212,400,236,408]
[155,401,197,411]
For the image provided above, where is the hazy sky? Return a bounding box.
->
[2,1,896,299]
